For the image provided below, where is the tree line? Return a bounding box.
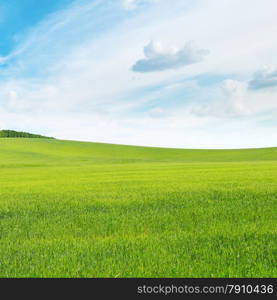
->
[0,130,54,139]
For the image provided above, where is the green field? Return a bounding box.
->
[0,138,276,278]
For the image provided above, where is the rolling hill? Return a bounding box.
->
[0,138,276,277]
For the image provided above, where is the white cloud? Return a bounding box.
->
[191,78,277,119]
[132,40,209,72]
[249,67,277,90]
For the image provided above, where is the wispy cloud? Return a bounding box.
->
[121,0,159,10]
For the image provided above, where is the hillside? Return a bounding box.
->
[0,130,54,139]
[0,138,276,278]
[0,138,276,165]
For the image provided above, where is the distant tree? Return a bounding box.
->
[0,130,54,139]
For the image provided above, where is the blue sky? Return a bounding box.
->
[0,0,277,148]
[0,0,72,55]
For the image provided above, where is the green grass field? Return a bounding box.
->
[0,138,276,278]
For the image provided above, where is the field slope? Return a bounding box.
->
[0,138,276,277]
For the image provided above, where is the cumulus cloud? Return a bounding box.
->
[249,67,277,90]
[190,80,250,118]
[191,78,277,119]
[132,40,209,73]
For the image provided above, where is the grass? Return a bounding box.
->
[0,138,276,278]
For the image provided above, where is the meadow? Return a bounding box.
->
[0,138,276,277]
